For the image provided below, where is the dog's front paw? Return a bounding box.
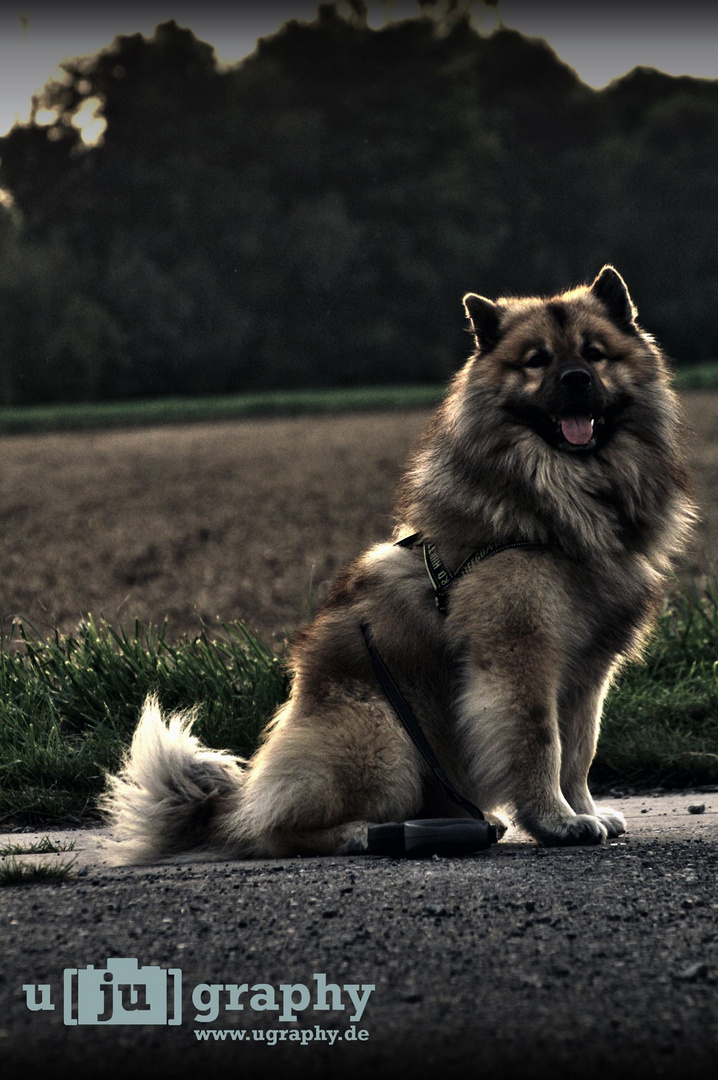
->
[594,806,627,838]
[527,813,609,847]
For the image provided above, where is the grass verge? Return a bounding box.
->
[0,836,76,856]
[0,582,716,826]
[0,857,77,886]
[675,362,718,390]
[0,366,715,435]
[0,384,447,435]
[0,618,286,825]
[595,578,718,790]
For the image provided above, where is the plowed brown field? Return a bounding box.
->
[1,392,716,645]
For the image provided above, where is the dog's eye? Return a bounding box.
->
[524,348,551,369]
[582,343,605,363]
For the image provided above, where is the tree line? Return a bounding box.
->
[0,3,716,405]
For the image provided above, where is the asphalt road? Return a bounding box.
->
[1,793,717,1080]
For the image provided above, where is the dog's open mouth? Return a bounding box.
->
[550,414,606,452]
[505,400,614,452]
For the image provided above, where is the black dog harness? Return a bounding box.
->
[396,531,559,615]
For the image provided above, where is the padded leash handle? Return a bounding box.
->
[367,818,497,857]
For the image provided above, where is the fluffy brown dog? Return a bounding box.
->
[102,267,694,863]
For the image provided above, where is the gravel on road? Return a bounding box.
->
[1,793,717,1080]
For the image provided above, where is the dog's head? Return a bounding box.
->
[399,268,692,565]
[463,266,667,454]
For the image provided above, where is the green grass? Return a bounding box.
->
[0,617,286,825]
[596,579,718,789]
[0,384,447,435]
[0,367,715,435]
[674,362,718,390]
[0,582,716,825]
[0,857,77,886]
[0,836,76,856]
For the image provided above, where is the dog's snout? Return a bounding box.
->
[560,367,592,390]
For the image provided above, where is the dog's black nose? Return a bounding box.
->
[560,367,591,389]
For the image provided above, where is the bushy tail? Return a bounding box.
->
[99,696,246,866]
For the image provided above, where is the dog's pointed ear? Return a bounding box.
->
[463,293,501,353]
[590,266,637,331]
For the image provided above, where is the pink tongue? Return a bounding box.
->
[560,416,593,445]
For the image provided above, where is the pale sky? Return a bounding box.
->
[0,1,716,137]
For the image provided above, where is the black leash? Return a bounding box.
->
[360,621,485,822]
[360,620,496,855]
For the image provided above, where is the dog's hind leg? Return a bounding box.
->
[223,690,425,857]
[559,677,626,838]
[253,822,373,857]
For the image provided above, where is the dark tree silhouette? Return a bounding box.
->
[0,6,716,405]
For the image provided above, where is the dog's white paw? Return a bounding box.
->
[593,806,627,838]
[527,813,609,847]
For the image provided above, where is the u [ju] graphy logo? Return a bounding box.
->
[22,959,376,1032]
[24,958,182,1026]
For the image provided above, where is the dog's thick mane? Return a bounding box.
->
[396,332,694,573]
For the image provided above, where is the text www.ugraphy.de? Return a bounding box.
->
[194,1025,369,1044]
